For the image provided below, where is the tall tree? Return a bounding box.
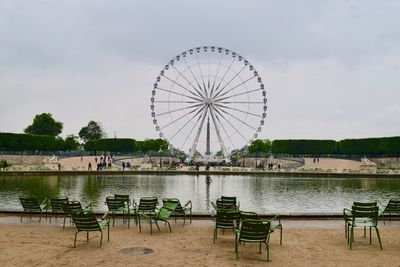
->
[248,139,272,154]
[79,121,104,143]
[64,135,80,154]
[24,113,63,136]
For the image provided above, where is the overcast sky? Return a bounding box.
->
[0,0,399,149]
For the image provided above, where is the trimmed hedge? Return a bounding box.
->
[252,136,400,156]
[84,138,168,153]
[0,132,64,152]
[272,139,337,154]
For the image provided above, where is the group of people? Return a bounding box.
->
[86,155,114,171]
[313,157,320,163]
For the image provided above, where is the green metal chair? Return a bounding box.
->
[62,201,92,229]
[71,211,110,248]
[235,219,271,261]
[240,211,283,245]
[144,200,179,235]
[49,197,68,223]
[348,205,382,250]
[136,197,158,233]
[212,207,240,243]
[343,201,377,239]
[380,199,400,224]
[106,196,128,227]
[19,196,49,222]
[162,198,192,226]
[115,194,137,226]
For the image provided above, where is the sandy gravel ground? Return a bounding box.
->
[1,217,399,267]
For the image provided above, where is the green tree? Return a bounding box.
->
[64,135,80,154]
[79,121,104,143]
[248,139,272,154]
[24,113,63,136]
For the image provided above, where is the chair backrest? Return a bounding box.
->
[216,209,240,229]
[353,201,377,207]
[137,197,158,214]
[162,198,184,213]
[106,196,125,211]
[384,199,400,212]
[240,211,260,221]
[239,219,270,242]
[50,197,69,212]
[115,194,131,207]
[71,211,100,231]
[20,196,41,211]
[157,201,179,220]
[217,196,238,210]
[63,201,83,215]
[352,205,379,221]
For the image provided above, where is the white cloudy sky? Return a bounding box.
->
[0,0,399,149]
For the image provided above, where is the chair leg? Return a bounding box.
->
[183,214,186,227]
[167,221,172,233]
[100,231,103,247]
[375,227,383,250]
[235,238,239,259]
[138,216,142,233]
[363,226,366,238]
[213,228,217,243]
[74,231,79,248]
[87,231,89,242]
[154,220,160,231]
[266,243,270,261]
[107,223,110,242]
[369,227,372,244]
[150,218,153,235]
[258,242,262,253]
[349,227,353,250]
[279,226,283,245]
[20,212,24,223]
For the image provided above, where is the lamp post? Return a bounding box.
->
[159,149,162,169]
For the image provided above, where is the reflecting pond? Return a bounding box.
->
[1,174,400,214]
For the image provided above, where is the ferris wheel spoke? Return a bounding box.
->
[212,107,236,148]
[195,53,208,98]
[162,74,202,99]
[160,105,204,130]
[213,105,257,131]
[214,103,261,117]
[217,101,265,104]
[209,53,223,98]
[211,106,248,142]
[179,107,207,149]
[209,107,228,157]
[171,65,206,99]
[156,87,203,102]
[215,87,263,102]
[189,106,208,157]
[182,57,207,99]
[169,105,206,141]
[212,57,236,97]
[214,76,257,101]
[156,103,204,117]
[154,100,199,104]
[212,65,247,99]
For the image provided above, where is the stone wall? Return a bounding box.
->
[370,157,400,169]
[0,155,47,165]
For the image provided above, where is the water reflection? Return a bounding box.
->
[1,175,400,214]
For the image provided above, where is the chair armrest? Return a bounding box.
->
[84,202,92,211]
[265,214,281,226]
[183,200,192,210]
[40,198,50,210]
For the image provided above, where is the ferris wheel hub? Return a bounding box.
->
[205,97,213,106]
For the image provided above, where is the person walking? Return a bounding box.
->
[122,162,126,171]
[88,162,92,171]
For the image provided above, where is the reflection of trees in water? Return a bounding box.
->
[0,175,60,209]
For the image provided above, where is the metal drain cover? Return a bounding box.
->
[119,247,154,255]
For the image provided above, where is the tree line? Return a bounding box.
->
[248,137,400,156]
[0,113,168,154]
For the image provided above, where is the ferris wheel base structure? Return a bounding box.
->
[187,154,231,164]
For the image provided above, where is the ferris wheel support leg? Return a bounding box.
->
[209,107,228,159]
[189,107,208,158]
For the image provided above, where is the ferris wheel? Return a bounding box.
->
[150,46,267,159]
